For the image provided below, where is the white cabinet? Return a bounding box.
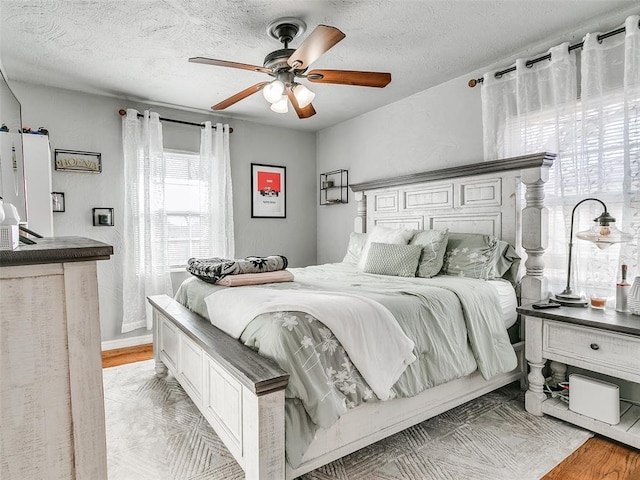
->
[22,134,53,236]
[0,237,113,479]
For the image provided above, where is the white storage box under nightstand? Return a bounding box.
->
[569,374,620,425]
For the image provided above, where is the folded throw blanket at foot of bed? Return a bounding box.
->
[187,255,288,284]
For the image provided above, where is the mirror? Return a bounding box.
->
[0,65,27,222]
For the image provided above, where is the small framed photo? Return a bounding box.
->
[92,207,114,226]
[251,163,286,218]
[52,192,65,212]
[54,149,102,173]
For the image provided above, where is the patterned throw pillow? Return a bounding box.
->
[342,232,368,265]
[363,242,422,277]
[358,226,416,270]
[442,233,499,280]
[410,228,449,278]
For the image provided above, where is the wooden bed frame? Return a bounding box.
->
[148,152,554,479]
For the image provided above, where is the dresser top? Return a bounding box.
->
[518,304,640,336]
[0,236,113,266]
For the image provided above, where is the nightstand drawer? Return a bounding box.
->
[543,320,640,378]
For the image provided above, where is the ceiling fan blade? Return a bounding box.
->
[287,25,345,70]
[307,69,392,88]
[212,82,269,110]
[189,57,272,75]
[286,87,316,119]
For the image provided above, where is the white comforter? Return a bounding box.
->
[204,287,417,400]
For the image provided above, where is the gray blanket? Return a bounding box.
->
[187,255,288,284]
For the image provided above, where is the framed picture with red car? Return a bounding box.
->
[251,163,286,218]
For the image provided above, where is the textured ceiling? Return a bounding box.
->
[1,0,637,132]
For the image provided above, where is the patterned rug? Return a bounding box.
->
[104,360,591,480]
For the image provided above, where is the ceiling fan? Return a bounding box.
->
[189,17,392,119]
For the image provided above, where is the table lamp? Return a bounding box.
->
[554,197,633,307]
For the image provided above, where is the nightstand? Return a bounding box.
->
[518,304,640,449]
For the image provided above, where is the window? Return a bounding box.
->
[506,89,639,296]
[164,150,209,269]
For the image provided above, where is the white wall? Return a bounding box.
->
[316,70,484,263]
[14,82,317,343]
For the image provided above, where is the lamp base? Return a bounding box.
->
[551,295,589,307]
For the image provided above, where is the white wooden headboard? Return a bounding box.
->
[350,152,555,305]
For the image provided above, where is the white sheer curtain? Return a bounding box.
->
[121,109,172,332]
[200,121,235,259]
[482,15,640,299]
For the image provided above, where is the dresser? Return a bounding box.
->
[519,304,640,449]
[0,237,113,479]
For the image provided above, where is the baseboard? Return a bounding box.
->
[101,334,153,352]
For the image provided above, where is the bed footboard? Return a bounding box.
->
[148,295,289,480]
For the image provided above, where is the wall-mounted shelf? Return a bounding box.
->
[320,169,348,205]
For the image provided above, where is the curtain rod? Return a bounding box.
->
[468,20,638,88]
[117,109,233,133]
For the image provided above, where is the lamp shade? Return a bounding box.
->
[263,80,285,103]
[270,95,289,114]
[555,197,632,306]
[576,222,633,249]
[292,84,315,108]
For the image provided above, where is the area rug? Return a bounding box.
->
[104,360,591,480]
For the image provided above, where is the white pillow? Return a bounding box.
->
[358,225,415,270]
[342,232,368,265]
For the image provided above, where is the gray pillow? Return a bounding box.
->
[494,240,521,285]
[342,232,368,265]
[410,228,449,278]
[442,233,499,280]
[363,242,422,277]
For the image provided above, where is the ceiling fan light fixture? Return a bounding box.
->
[270,95,289,113]
[292,83,315,108]
[263,80,285,103]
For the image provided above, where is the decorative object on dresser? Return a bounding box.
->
[54,149,102,173]
[92,207,114,226]
[616,264,630,313]
[319,169,348,205]
[520,303,640,450]
[0,202,20,250]
[553,197,633,307]
[0,237,113,479]
[52,191,65,212]
[251,163,286,218]
[148,152,555,479]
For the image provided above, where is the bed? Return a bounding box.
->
[148,152,554,479]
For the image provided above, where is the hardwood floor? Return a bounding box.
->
[102,343,153,368]
[103,345,640,480]
[542,435,640,480]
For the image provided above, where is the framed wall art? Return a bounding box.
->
[51,192,65,212]
[92,207,114,226]
[251,163,286,218]
[54,149,102,173]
